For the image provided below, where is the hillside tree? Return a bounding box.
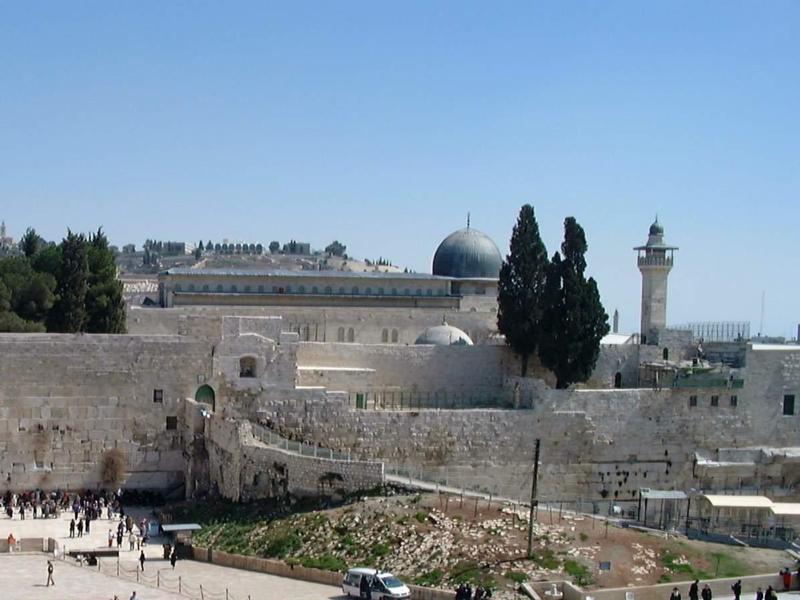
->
[539,217,609,388]
[86,228,126,333]
[48,230,89,332]
[497,204,550,376]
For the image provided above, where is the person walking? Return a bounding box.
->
[732,580,742,600]
[108,529,114,548]
[139,550,146,572]
[69,518,76,538]
[117,530,123,548]
[701,584,712,600]
[129,532,135,551]
[77,519,83,538]
[170,548,177,569]
[689,580,700,600]
[129,592,137,600]
[46,560,55,586]
[671,587,682,600]
[85,515,90,534]
[756,587,763,600]
[782,568,792,591]
[765,586,776,600]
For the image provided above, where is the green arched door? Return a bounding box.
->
[195,385,215,411]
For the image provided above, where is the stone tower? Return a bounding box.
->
[634,218,678,344]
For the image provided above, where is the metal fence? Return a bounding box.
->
[249,422,359,462]
[95,559,253,600]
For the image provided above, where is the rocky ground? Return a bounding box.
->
[181,492,792,600]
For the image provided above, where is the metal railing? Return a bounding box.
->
[250,422,359,462]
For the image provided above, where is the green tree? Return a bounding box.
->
[19,227,44,258]
[86,228,126,333]
[497,205,550,376]
[32,244,62,279]
[194,246,202,260]
[0,310,45,332]
[269,241,280,253]
[49,230,89,333]
[539,217,610,388]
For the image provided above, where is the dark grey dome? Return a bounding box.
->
[432,227,503,278]
[649,219,664,236]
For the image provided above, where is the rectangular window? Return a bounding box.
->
[730,395,738,407]
[166,416,178,430]
[689,395,697,408]
[784,395,796,416]
[153,389,163,403]
[710,395,719,407]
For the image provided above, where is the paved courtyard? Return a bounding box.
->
[0,509,343,600]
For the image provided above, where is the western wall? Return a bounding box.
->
[2,311,798,509]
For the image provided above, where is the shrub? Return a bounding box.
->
[505,571,529,584]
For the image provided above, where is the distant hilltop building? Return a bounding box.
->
[0,221,15,253]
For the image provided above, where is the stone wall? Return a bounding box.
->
[296,342,508,393]
[204,416,384,501]
[128,304,497,345]
[0,333,212,491]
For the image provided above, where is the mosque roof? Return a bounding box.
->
[162,267,452,281]
[432,227,503,279]
[415,321,474,346]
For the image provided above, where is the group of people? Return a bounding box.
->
[455,581,492,599]
[672,577,786,600]
[2,489,69,519]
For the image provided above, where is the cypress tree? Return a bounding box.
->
[497,204,550,376]
[49,230,89,332]
[86,228,126,333]
[539,217,610,388]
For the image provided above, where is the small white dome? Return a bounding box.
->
[415,321,473,346]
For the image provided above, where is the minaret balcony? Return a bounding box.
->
[638,255,673,267]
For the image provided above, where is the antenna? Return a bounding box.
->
[759,290,765,336]
[467,212,470,228]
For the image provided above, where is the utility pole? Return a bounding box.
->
[527,439,541,558]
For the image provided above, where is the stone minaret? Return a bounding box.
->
[634,218,677,344]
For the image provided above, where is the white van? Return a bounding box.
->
[342,567,411,600]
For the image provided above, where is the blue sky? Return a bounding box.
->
[1,2,798,337]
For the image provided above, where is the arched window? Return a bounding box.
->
[377,288,384,295]
[285,286,292,293]
[188,284,195,291]
[312,286,319,294]
[244,285,251,293]
[351,286,359,295]
[347,328,355,342]
[426,289,433,295]
[272,286,279,293]
[416,288,422,296]
[337,327,345,342]
[339,287,346,295]
[365,287,372,295]
[258,285,264,293]
[239,356,257,378]
[230,285,237,292]
[663,348,669,360]
[391,288,398,295]
[404,289,411,295]
[202,284,209,292]
[216,284,223,292]
[298,286,305,294]
[381,329,389,343]
[391,329,399,343]
[325,286,333,295]
[614,372,623,388]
